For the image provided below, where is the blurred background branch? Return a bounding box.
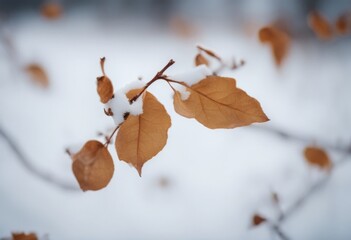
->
[0,125,79,191]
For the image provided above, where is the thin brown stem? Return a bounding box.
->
[129,59,175,104]
[104,123,121,147]
[100,57,106,76]
[165,80,177,92]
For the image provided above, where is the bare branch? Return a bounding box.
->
[0,125,79,191]
[129,59,175,104]
[279,154,350,223]
[266,154,350,239]
[250,124,351,155]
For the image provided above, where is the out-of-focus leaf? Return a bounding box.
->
[25,64,49,88]
[259,26,290,66]
[41,2,62,20]
[251,214,267,226]
[336,13,351,35]
[304,146,332,170]
[308,11,333,40]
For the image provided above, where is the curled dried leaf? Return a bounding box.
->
[97,76,114,103]
[194,53,209,67]
[116,90,171,176]
[25,64,49,88]
[72,140,114,191]
[173,76,269,129]
[41,2,62,19]
[97,58,114,103]
[197,45,221,61]
[258,26,290,66]
[304,146,332,170]
[12,232,37,240]
[251,214,267,226]
[308,11,333,40]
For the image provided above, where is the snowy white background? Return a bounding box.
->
[1,7,351,240]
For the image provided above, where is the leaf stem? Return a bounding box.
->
[104,123,121,147]
[129,59,175,104]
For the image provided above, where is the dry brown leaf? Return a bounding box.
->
[97,57,114,103]
[72,140,114,191]
[304,146,332,170]
[194,53,209,67]
[12,233,37,240]
[308,11,333,40]
[41,2,62,19]
[197,45,221,61]
[258,26,290,66]
[173,76,269,129]
[116,90,171,176]
[251,214,267,226]
[25,64,49,88]
[336,13,351,35]
[173,91,195,118]
[97,76,114,103]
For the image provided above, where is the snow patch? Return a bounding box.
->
[173,84,191,100]
[105,81,145,125]
[170,65,211,87]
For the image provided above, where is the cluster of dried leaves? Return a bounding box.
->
[308,10,351,40]
[258,10,351,68]
[70,47,269,191]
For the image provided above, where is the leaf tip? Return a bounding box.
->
[136,164,143,177]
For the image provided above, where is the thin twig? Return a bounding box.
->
[129,59,175,103]
[278,154,350,223]
[0,125,79,191]
[270,223,290,240]
[104,123,121,147]
[266,154,350,239]
[250,124,351,155]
